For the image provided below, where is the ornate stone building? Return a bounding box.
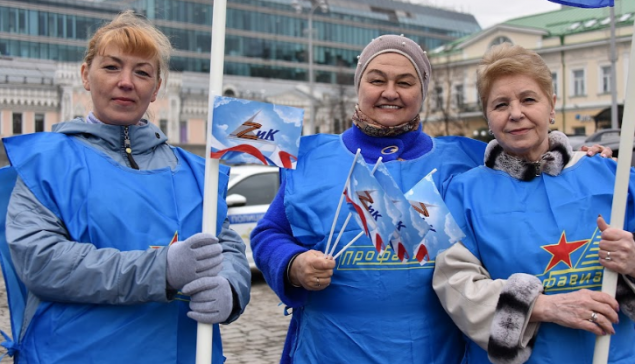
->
[0,0,481,142]
[425,3,634,139]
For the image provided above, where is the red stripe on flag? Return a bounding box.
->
[415,244,429,263]
[374,233,383,254]
[344,189,370,236]
[396,242,408,262]
[210,144,269,165]
[278,150,297,169]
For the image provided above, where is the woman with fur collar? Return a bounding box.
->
[433,43,635,364]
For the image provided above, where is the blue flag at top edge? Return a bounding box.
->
[548,0,613,8]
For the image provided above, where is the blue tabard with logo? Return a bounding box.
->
[282,133,484,364]
[445,156,635,364]
[3,132,229,364]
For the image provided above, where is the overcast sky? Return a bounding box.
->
[413,0,562,29]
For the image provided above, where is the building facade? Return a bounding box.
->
[0,0,480,143]
[424,2,634,139]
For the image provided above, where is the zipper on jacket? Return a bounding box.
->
[123,126,140,170]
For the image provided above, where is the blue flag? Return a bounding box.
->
[372,161,431,263]
[548,0,613,8]
[344,157,400,255]
[404,170,465,263]
[210,96,304,169]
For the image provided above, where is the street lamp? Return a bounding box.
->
[292,0,328,135]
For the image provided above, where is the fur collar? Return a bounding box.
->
[484,131,573,181]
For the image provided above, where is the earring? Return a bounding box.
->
[549,118,555,125]
[488,129,493,135]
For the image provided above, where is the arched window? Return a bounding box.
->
[489,36,512,48]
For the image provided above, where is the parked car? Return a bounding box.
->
[569,128,621,150]
[571,128,635,167]
[226,165,280,270]
[566,134,588,151]
[595,138,635,167]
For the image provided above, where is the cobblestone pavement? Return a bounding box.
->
[221,273,291,364]
[0,271,289,364]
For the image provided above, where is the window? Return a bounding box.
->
[454,84,464,109]
[573,127,586,135]
[12,113,22,135]
[35,113,44,132]
[489,36,512,48]
[228,172,279,206]
[159,119,168,136]
[434,86,443,110]
[551,72,558,98]
[601,65,612,94]
[572,69,585,96]
[179,121,187,144]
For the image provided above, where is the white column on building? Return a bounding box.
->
[167,73,183,144]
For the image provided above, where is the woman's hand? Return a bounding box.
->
[581,144,613,158]
[597,215,635,277]
[532,289,619,335]
[288,250,335,291]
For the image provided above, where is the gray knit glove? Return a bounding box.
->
[182,276,233,324]
[166,233,223,291]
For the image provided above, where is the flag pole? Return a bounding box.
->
[325,149,361,254]
[198,0,228,362]
[592,13,635,364]
[332,232,365,260]
[328,157,382,257]
[327,213,351,257]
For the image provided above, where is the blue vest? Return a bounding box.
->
[283,134,484,364]
[445,156,635,364]
[3,132,229,364]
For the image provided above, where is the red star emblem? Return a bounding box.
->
[542,232,588,272]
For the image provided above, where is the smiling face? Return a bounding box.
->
[81,44,161,126]
[357,53,423,127]
[486,74,556,161]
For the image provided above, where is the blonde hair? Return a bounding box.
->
[83,10,172,84]
[476,43,554,116]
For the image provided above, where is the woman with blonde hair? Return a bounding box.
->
[2,10,250,363]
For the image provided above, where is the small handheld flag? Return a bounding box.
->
[343,157,400,255]
[404,169,464,263]
[210,96,304,169]
[547,0,613,8]
[373,160,431,263]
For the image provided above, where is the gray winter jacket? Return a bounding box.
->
[5,118,250,337]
